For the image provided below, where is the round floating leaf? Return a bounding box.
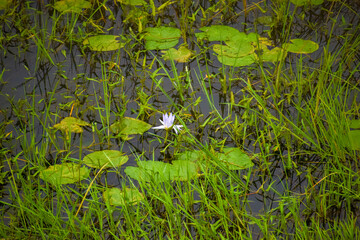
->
[144,27,181,50]
[39,162,90,185]
[213,43,254,58]
[53,117,90,134]
[0,0,11,9]
[170,160,198,181]
[195,25,240,42]
[260,47,287,62]
[110,117,152,140]
[125,160,199,183]
[103,187,144,206]
[83,150,128,169]
[175,150,206,162]
[344,130,360,150]
[349,119,360,129]
[54,0,91,13]
[117,0,147,5]
[218,148,253,170]
[290,0,323,6]
[83,35,124,51]
[162,46,194,62]
[283,39,319,54]
[217,53,256,67]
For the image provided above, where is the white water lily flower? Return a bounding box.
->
[152,113,183,134]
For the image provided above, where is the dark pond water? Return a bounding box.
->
[1,0,360,238]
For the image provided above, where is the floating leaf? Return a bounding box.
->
[170,160,198,181]
[117,0,147,5]
[125,160,199,183]
[283,39,319,54]
[39,162,90,185]
[162,46,194,62]
[217,53,256,67]
[0,0,11,9]
[144,27,181,50]
[54,0,91,13]
[213,43,254,58]
[349,119,360,129]
[217,148,253,170]
[83,150,128,169]
[175,150,206,162]
[110,117,151,140]
[103,187,144,206]
[290,0,323,6]
[83,35,124,51]
[53,117,90,134]
[260,47,287,62]
[196,25,240,42]
[344,130,360,150]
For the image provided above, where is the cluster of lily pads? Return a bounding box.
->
[40,115,254,206]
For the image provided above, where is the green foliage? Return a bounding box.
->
[53,117,90,134]
[83,35,125,51]
[53,0,91,13]
[110,117,152,140]
[284,39,319,54]
[83,150,128,169]
[144,26,181,50]
[125,159,199,182]
[162,46,194,62]
[195,25,240,41]
[103,187,144,206]
[39,162,90,185]
[117,0,147,6]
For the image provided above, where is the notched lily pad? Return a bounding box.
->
[125,160,199,183]
[53,117,90,133]
[162,46,194,62]
[284,39,319,54]
[83,150,128,169]
[217,53,256,67]
[103,187,144,206]
[39,162,90,185]
[144,26,181,50]
[83,35,125,51]
[349,119,360,129]
[117,0,147,6]
[290,0,323,6]
[110,117,152,140]
[54,0,91,13]
[217,147,253,170]
[344,130,360,150]
[196,25,240,42]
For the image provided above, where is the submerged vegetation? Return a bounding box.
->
[1,0,360,238]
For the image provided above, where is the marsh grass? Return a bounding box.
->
[1,0,360,239]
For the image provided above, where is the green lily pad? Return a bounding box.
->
[144,27,181,50]
[83,150,128,169]
[117,0,147,5]
[0,0,11,9]
[283,39,319,54]
[217,53,256,67]
[110,117,152,140]
[125,160,199,183]
[83,35,125,52]
[39,162,90,185]
[344,130,360,150]
[349,119,360,129]
[196,25,240,42]
[217,147,253,170]
[170,160,198,181]
[54,0,91,13]
[103,187,144,206]
[175,150,206,162]
[162,46,194,62]
[290,0,323,6]
[53,117,90,134]
[260,47,287,62]
[213,43,254,58]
